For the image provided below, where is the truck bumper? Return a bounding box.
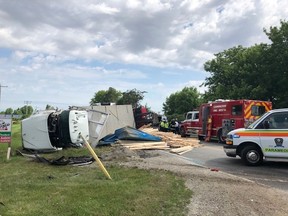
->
[223,145,237,157]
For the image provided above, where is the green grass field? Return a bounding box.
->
[0,123,192,216]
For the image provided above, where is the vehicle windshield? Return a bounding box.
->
[247,111,271,129]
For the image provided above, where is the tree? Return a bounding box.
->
[5,108,13,115]
[162,87,202,120]
[202,20,288,108]
[20,105,33,118]
[13,108,23,115]
[263,20,288,108]
[90,87,122,105]
[203,44,271,102]
[45,104,55,110]
[117,89,146,108]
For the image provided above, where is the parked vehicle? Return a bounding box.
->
[179,111,200,137]
[133,106,159,129]
[181,99,272,143]
[224,108,288,166]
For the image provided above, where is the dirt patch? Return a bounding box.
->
[105,146,288,216]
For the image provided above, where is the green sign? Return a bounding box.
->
[264,148,288,153]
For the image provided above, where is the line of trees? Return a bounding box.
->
[0,105,33,119]
[163,20,288,120]
[1,104,56,120]
[202,20,288,108]
[90,87,147,109]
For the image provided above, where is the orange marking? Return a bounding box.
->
[237,131,288,137]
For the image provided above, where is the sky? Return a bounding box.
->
[0,0,288,113]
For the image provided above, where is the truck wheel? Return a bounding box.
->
[217,129,226,143]
[180,127,186,137]
[198,135,204,141]
[241,146,263,166]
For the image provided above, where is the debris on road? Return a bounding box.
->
[169,146,194,155]
[119,140,169,150]
[140,127,200,148]
[111,127,200,154]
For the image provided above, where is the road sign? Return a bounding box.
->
[0,116,12,143]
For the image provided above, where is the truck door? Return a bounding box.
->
[202,106,210,135]
[258,112,288,158]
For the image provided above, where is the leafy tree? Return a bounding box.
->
[263,20,288,108]
[202,20,288,108]
[13,108,23,115]
[90,87,122,105]
[20,105,33,118]
[45,104,55,110]
[203,44,270,102]
[163,87,202,120]
[117,89,146,108]
[5,108,13,115]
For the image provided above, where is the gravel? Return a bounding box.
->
[115,149,288,216]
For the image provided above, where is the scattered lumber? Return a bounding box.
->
[119,140,169,150]
[170,146,193,155]
[140,128,200,148]
[117,127,201,154]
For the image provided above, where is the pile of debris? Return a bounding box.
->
[117,126,201,155]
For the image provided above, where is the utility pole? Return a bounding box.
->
[24,100,32,115]
[0,83,8,107]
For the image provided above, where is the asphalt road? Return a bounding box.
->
[181,141,288,191]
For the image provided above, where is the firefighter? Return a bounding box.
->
[170,119,179,134]
[159,119,169,132]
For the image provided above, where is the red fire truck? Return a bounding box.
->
[197,99,272,143]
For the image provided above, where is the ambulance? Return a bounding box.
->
[224,108,288,165]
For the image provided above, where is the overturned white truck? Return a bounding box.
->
[22,109,108,152]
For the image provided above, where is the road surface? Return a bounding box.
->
[182,141,288,191]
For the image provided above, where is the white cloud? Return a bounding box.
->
[1,0,288,112]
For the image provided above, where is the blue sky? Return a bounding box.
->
[0,0,287,113]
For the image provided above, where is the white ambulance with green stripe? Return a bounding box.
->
[224,108,288,165]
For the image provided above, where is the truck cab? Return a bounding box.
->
[179,111,200,137]
[224,108,288,165]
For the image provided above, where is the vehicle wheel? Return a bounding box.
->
[180,127,186,137]
[217,129,226,143]
[241,146,263,166]
[198,135,204,141]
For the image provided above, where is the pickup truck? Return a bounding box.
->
[179,111,200,137]
[224,108,288,165]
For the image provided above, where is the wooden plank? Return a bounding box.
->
[120,141,166,146]
[123,143,167,149]
[170,146,193,153]
[127,146,170,150]
[178,147,194,155]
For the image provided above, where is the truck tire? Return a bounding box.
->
[217,129,226,144]
[241,146,263,166]
[198,135,204,141]
[180,127,186,137]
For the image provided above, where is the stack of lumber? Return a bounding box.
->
[140,127,200,148]
[117,127,200,155]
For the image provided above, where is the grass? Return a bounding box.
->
[0,122,192,216]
